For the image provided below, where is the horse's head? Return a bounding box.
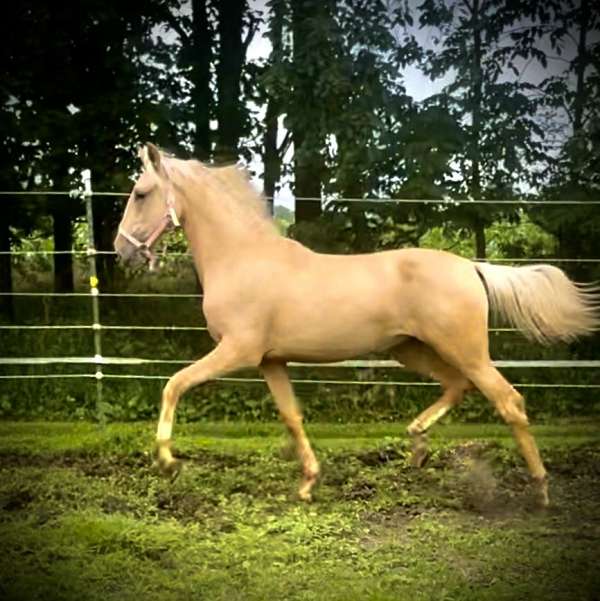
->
[114,143,181,269]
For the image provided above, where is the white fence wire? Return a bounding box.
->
[1,185,599,414]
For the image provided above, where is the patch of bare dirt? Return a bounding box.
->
[355,444,409,466]
[0,489,34,512]
[1,441,599,528]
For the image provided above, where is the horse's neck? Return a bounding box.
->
[182,202,277,286]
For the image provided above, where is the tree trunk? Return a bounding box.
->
[262,0,285,215]
[191,0,212,160]
[470,0,486,260]
[291,0,325,222]
[93,202,118,292]
[474,220,486,260]
[264,98,280,216]
[293,131,324,222]
[215,0,245,163]
[0,213,13,319]
[572,0,589,135]
[52,204,74,293]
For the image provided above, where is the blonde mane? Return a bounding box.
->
[163,155,277,234]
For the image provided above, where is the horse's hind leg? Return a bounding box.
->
[391,340,472,467]
[463,364,548,507]
[261,360,320,501]
[410,272,548,506]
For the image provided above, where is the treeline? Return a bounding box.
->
[1,0,599,303]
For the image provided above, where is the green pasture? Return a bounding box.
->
[0,420,599,601]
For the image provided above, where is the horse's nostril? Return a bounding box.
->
[114,237,136,264]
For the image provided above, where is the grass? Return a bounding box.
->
[0,420,599,601]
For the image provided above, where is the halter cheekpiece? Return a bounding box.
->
[118,185,180,271]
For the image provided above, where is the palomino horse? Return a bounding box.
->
[115,143,599,506]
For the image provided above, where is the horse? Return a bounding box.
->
[114,143,599,506]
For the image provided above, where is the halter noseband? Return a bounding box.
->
[118,185,180,271]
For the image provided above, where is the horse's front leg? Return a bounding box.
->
[156,338,259,476]
[261,360,320,501]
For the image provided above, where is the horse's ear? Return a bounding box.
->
[138,143,161,174]
[145,142,162,172]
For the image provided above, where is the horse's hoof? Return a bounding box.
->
[410,446,429,468]
[166,459,183,482]
[298,475,317,502]
[408,432,429,468]
[532,476,549,510]
[298,490,313,503]
[156,457,183,481]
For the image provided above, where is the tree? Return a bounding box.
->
[322,0,420,251]
[162,0,213,158]
[262,0,421,241]
[214,0,257,162]
[287,0,336,222]
[418,0,546,258]
[523,0,600,281]
[260,0,291,213]
[161,0,257,163]
[0,104,41,317]
[0,0,177,291]
[190,0,213,159]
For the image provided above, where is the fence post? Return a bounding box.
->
[81,169,105,424]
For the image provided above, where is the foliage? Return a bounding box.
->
[419,212,556,260]
[1,0,599,419]
[417,0,549,257]
[2,0,599,277]
[273,205,294,234]
[516,0,600,283]
[258,0,422,226]
[0,0,175,187]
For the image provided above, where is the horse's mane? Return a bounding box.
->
[161,153,277,234]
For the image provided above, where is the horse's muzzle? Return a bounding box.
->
[114,234,133,261]
[114,234,145,266]
[115,233,161,271]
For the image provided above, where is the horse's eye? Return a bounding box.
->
[134,190,147,201]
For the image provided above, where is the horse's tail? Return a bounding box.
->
[475,262,600,344]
